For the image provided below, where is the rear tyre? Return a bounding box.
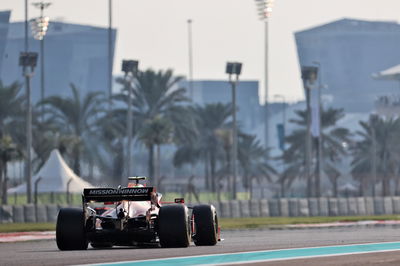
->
[90,243,113,249]
[193,205,218,246]
[56,208,88,250]
[158,205,190,248]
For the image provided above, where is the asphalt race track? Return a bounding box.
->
[1,227,400,266]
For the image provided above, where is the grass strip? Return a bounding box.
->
[0,223,56,233]
[219,215,400,230]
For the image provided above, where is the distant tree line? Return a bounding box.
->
[1,69,399,204]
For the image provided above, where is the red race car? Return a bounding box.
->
[56,176,220,250]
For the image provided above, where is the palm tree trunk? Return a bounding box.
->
[382,152,390,196]
[2,163,8,204]
[73,145,81,176]
[114,141,124,185]
[280,179,285,198]
[210,153,216,193]
[249,177,253,200]
[0,163,3,204]
[89,156,94,182]
[333,176,338,198]
[307,175,312,198]
[371,175,376,197]
[225,148,232,199]
[315,140,321,197]
[396,177,400,196]
[383,177,390,196]
[148,144,155,185]
[216,176,221,202]
[155,145,161,186]
[204,153,210,190]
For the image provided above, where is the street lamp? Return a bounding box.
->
[108,0,113,109]
[301,66,318,197]
[226,62,242,200]
[254,0,275,150]
[187,19,194,100]
[273,94,286,151]
[274,94,286,197]
[19,51,38,204]
[31,2,51,119]
[312,61,323,198]
[122,60,139,182]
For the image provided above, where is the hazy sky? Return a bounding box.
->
[2,0,400,103]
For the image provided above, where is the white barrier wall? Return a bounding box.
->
[2,197,400,222]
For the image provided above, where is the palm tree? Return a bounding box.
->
[351,115,400,196]
[174,103,232,193]
[117,69,190,185]
[93,108,127,184]
[0,135,23,204]
[238,134,276,199]
[280,107,351,197]
[0,81,24,138]
[139,116,173,182]
[39,84,106,176]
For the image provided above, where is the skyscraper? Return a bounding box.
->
[1,21,116,102]
[295,18,400,112]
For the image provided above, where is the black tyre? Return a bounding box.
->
[90,243,113,249]
[192,204,218,246]
[56,208,88,250]
[158,205,190,248]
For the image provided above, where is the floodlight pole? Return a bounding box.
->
[274,94,286,197]
[226,62,241,200]
[254,0,275,150]
[187,19,194,100]
[20,52,38,204]
[34,177,42,205]
[305,85,312,197]
[230,74,238,200]
[25,0,29,52]
[122,60,139,182]
[24,1,30,203]
[24,66,33,203]
[301,66,318,197]
[26,68,32,204]
[108,0,113,109]
[312,61,323,197]
[126,73,133,179]
[32,2,51,118]
[264,19,269,150]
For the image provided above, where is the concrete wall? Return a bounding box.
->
[208,197,400,219]
[2,197,400,223]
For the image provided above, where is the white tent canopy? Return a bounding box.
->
[372,64,400,80]
[8,149,94,194]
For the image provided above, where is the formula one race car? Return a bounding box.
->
[56,177,219,250]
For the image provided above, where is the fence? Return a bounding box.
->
[1,197,400,223]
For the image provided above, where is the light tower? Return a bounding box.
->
[254,0,275,149]
[122,60,139,184]
[31,1,51,117]
[19,52,38,203]
[226,62,242,200]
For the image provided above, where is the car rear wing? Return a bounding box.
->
[83,187,154,202]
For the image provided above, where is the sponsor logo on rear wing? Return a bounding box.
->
[83,187,154,202]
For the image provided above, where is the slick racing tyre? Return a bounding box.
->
[56,208,88,250]
[192,204,218,246]
[90,242,113,249]
[158,205,190,248]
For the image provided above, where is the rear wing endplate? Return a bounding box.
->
[83,187,154,202]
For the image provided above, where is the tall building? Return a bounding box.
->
[0,11,10,76]
[295,18,400,112]
[1,21,116,102]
